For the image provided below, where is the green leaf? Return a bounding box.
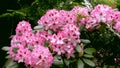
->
[75,45,83,53]
[103,65,107,68]
[34,25,44,30]
[80,24,85,31]
[48,30,54,34]
[9,35,14,38]
[12,47,19,54]
[78,59,84,68]
[64,59,70,66]
[5,55,11,59]
[28,45,34,51]
[3,59,18,68]
[53,56,63,65]
[84,48,96,54]
[14,11,26,16]
[81,39,91,44]
[12,41,21,44]
[83,58,95,67]
[83,54,94,58]
[0,13,13,18]
[2,46,10,51]
[44,41,49,47]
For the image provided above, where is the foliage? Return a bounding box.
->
[1,0,120,68]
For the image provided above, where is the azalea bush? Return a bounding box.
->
[2,1,120,68]
[0,0,120,68]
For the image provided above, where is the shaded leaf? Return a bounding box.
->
[78,59,84,68]
[0,13,13,18]
[83,58,95,67]
[64,59,70,66]
[28,45,34,51]
[84,48,96,54]
[83,54,94,58]
[80,24,85,31]
[12,47,19,54]
[14,11,26,16]
[13,41,21,44]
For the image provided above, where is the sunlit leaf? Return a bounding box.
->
[34,25,44,30]
[2,46,10,51]
[53,56,63,65]
[3,59,18,68]
[75,45,82,53]
[81,39,91,44]
[5,55,11,59]
[48,30,54,34]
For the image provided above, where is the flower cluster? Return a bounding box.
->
[38,9,78,31]
[9,21,53,68]
[81,4,120,33]
[9,4,120,68]
[48,23,80,58]
[38,7,85,58]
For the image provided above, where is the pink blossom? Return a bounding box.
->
[24,45,53,68]
[91,4,114,23]
[70,6,90,17]
[114,21,120,33]
[38,9,78,31]
[16,20,32,35]
[48,23,80,58]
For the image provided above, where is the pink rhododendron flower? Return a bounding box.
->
[9,4,120,68]
[24,45,53,68]
[114,21,120,33]
[91,4,114,23]
[48,23,80,58]
[16,20,32,35]
[9,20,53,68]
[70,6,90,17]
[38,9,78,31]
